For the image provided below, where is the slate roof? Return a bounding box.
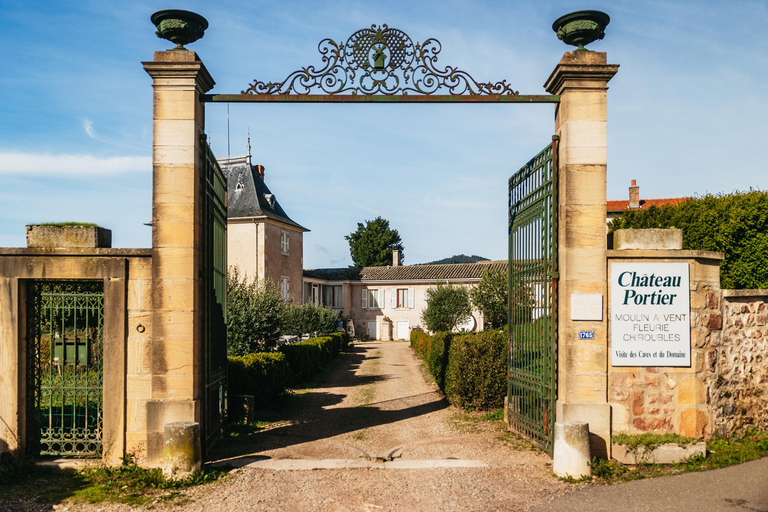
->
[607,197,689,213]
[218,155,308,231]
[303,260,508,282]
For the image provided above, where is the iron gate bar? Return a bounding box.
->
[27,280,104,457]
[204,94,559,103]
[200,136,228,454]
[507,136,558,456]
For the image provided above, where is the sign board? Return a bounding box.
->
[571,293,603,321]
[610,262,690,367]
[578,330,595,340]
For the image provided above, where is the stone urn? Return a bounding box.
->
[151,9,208,49]
[552,10,610,51]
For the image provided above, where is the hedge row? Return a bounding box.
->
[278,331,350,384]
[410,328,507,410]
[228,331,350,404]
[228,352,289,407]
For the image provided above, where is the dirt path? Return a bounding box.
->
[57,341,568,511]
[175,341,569,511]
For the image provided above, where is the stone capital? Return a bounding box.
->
[544,51,619,95]
[142,50,215,93]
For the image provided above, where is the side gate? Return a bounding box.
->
[27,280,104,457]
[507,136,558,455]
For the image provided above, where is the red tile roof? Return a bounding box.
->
[607,197,689,212]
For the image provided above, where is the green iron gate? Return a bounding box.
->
[27,280,104,457]
[201,136,228,452]
[507,136,558,455]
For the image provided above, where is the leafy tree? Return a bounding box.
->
[421,282,473,332]
[470,268,508,328]
[227,267,284,356]
[608,190,768,289]
[281,302,339,336]
[345,216,404,267]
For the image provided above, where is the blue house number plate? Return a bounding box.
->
[578,330,595,340]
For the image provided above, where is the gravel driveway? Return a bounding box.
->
[29,341,572,511]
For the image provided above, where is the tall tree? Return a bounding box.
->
[345,216,404,267]
[421,283,473,333]
[470,268,508,328]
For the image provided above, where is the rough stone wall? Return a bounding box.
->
[712,291,768,437]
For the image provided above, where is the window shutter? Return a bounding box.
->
[391,289,396,309]
[362,289,368,309]
[378,289,385,308]
[408,288,415,308]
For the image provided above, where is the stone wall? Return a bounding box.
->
[608,251,723,439]
[712,290,768,437]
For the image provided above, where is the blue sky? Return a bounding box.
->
[1,1,766,268]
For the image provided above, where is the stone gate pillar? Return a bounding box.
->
[544,51,618,457]
[141,50,214,463]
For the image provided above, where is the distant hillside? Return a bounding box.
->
[422,254,490,265]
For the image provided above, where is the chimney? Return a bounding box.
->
[392,249,400,267]
[629,179,640,209]
[254,164,265,182]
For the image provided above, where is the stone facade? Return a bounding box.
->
[712,290,768,436]
[303,261,504,339]
[218,155,307,304]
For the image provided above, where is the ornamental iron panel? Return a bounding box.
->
[27,280,104,457]
[507,137,558,455]
[204,25,559,103]
[201,137,228,453]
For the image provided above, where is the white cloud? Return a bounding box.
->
[83,118,97,139]
[0,152,150,175]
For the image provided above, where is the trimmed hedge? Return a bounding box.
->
[228,352,290,406]
[279,331,350,384]
[410,329,431,359]
[228,332,351,404]
[426,332,452,390]
[445,329,507,410]
[410,328,507,410]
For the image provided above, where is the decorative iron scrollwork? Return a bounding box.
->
[243,24,519,96]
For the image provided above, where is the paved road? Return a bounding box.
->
[533,455,768,512]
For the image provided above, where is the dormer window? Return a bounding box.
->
[264,193,276,208]
[235,173,244,191]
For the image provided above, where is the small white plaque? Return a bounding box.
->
[571,293,603,321]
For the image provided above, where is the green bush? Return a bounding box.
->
[227,268,284,356]
[445,329,507,409]
[228,352,290,405]
[410,329,431,356]
[608,190,768,289]
[281,302,338,336]
[426,332,452,389]
[278,334,342,384]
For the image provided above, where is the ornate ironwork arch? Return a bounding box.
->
[205,24,559,103]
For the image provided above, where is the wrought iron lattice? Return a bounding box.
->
[242,24,519,97]
[201,137,228,453]
[27,280,104,457]
[507,137,558,455]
